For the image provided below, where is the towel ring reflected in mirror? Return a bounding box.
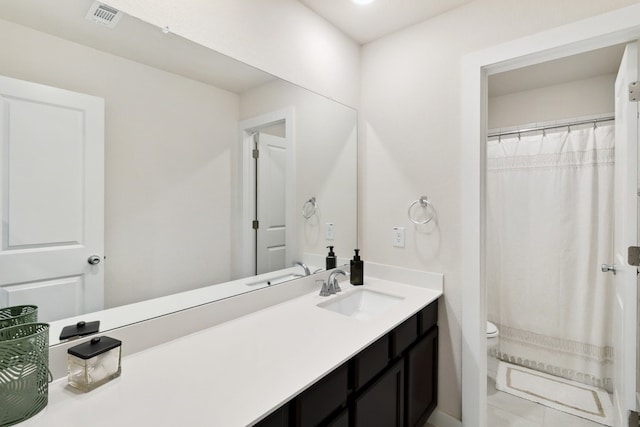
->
[302,197,318,219]
[408,196,435,225]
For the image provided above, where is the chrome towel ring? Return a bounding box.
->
[302,197,318,219]
[408,196,435,225]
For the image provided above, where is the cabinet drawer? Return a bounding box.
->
[295,363,348,426]
[419,301,438,335]
[352,334,389,390]
[391,314,418,357]
[255,404,289,427]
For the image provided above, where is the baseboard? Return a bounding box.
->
[427,409,462,427]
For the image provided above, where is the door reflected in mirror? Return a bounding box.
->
[255,131,289,275]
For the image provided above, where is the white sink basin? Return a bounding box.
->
[317,288,404,320]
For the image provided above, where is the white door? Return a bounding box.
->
[256,133,287,275]
[0,75,104,322]
[612,42,639,426]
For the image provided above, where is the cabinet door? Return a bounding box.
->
[354,359,404,427]
[326,408,348,427]
[406,326,438,427]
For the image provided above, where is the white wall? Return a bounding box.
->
[0,19,239,308]
[103,0,361,109]
[489,74,616,129]
[360,0,639,420]
[239,80,358,264]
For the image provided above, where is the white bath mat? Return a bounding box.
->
[495,361,613,426]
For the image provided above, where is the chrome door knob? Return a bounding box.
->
[87,255,101,265]
[601,264,616,275]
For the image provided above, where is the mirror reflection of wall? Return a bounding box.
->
[239,80,357,277]
[0,0,357,326]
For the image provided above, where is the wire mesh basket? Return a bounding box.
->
[0,306,38,330]
[0,323,50,427]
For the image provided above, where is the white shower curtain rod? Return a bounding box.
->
[488,116,615,139]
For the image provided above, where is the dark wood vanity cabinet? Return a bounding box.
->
[352,301,437,427]
[254,299,438,427]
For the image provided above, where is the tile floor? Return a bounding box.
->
[486,358,607,427]
[424,359,608,427]
[487,376,605,426]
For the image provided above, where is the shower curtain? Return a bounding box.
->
[486,123,615,391]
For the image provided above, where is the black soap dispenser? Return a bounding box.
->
[350,249,364,286]
[326,246,337,270]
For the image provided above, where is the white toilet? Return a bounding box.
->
[486,321,499,351]
[487,321,500,379]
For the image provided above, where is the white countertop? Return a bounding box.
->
[21,277,441,427]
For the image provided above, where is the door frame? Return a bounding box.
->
[236,107,296,279]
[461,5,640,426]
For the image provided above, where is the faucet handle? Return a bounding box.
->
[318,280,331,297]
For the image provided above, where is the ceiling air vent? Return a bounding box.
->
[85,2,123,28]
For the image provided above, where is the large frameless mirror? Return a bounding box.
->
[0,0,357,345]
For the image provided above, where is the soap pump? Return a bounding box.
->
[326,246,336,270]
[350,249,364,286]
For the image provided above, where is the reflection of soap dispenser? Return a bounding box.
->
[350,249,364,286]
[326,246,336,270]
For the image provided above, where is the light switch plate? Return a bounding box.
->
[629,246,640,267]
[393,227,405,248]
[325,222,335,240]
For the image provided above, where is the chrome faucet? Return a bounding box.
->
[293,261,311,276]
[327,269,346,294]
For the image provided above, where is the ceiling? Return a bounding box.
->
[297,0,625,94]
[0,0,275,93]
[298,0,475,45]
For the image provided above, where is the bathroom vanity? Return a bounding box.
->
[258,297,438,426]
[18,272,441,427]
